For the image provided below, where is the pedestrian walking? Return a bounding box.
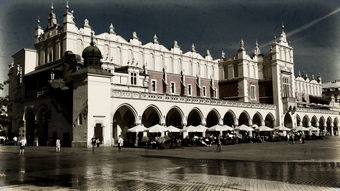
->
[19,138,26,155]
[91,137,96,152]
[96,138,100,147]
[56,138,61,152]
[117,135,124,152]
[287,133,290,144]
[216,134,222,152]
[291,133,295,144]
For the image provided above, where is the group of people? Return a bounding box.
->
[91,135,124,152]
[287,132,306,144]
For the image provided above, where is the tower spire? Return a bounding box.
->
[48,2,58,28]
[278,22,287,43]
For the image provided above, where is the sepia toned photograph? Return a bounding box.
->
[0,0,340,190]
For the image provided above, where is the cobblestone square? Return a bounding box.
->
[1,137,340,190]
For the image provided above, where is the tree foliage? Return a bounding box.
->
[0,81,8,130]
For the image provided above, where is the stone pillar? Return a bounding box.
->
[331,125,334,136]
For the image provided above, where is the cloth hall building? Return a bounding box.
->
[7,4,340,147]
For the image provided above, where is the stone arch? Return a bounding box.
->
[252,112,263,126]
[24,107,36,146]
[166,106,185,128]
[142,105,163,127]
[327,116,333,127]
[284,113,293,128]
[206,109,221,127]
[187,107,204,126]
[113,104,138,140]
[311,116,318,127]
[319,116,326,128]
[334,117,339,127]
[239,111,251,126]
[223,110,236,126]
[35,105,51,146]
[264,113,275,128]
[296,114,301,126]
[302,115,310,127]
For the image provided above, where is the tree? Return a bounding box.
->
[0,81,8,135]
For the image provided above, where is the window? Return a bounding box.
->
[202,86,207,97]
[282,76,290,97]
[188,84,192,96]
[78,113,83,125]
[151,80,157,92]
[130,72,137,85]
[170,82,175,94]
[233,64,238,78]
[250,85,256,100]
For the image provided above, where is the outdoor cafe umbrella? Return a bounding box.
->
[307,126,319,132]
[273,126,291,131]
[127,124,147,133]
[166,125,181,133]
[181,125,207,132]
[234,124,254,131]
[292,126,309,132]
[147,124,168,133]
[207,124,234,132]
[255,125,274,132]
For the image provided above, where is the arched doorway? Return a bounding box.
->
[311,116,318,127]
[326,117,332,135]
[36,106,50,146]
[334,118,339,136]
[142,106,161,127]
[223,111,236,127]
[239,111,250,126]
[252,112,263,127]
[166,107,184,128]
[206,110,220,127]
[264,113,275,128]
[296,114,301,127]
[302,115,310,127]
[319,116,325,132]
[113,105,136,140]
[187,108,203,126]
[25,108,35,146]
[284,113,293,128]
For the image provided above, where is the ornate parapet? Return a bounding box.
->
[296,107,340,115]
[111,89,276,110]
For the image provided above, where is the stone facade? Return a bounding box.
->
[7,3,340,147]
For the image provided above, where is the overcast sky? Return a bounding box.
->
[0,0,339,96]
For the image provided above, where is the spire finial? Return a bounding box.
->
[153,34,158,44]
[206,49,211,57]
[254,40,261,55]
[51,2,54,11]
[132,32,138,40]
[281,22,285,33]
[221,51,225,58]
[298,70,301,77]
[37,16,40,24]
[109,23,115,34]
[239,39,245,51]
[90,31,94,46]
[191,43,196,52]
[66,1,69,11]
